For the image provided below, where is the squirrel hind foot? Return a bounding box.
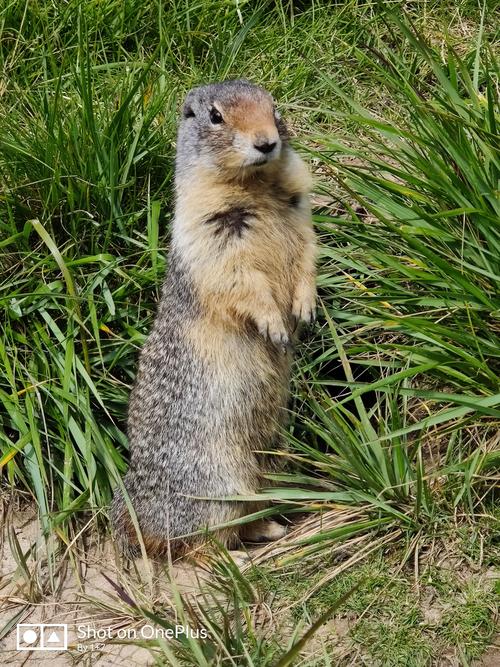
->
[240,518,288,544]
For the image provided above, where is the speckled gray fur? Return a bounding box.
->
[111,250,287,553]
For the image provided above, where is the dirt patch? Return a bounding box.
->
[0,506,211,665]
[475,635,500,667]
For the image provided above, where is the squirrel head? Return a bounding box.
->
[176,79,288,178]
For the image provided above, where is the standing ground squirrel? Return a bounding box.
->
[111,79,317,557]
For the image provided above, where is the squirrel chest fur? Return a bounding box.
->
[111,79,317,557]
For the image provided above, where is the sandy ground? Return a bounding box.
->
[0,506,213,665]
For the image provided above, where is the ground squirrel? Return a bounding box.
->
[111,79,317,557]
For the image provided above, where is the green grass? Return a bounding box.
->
[1,0,499,664]
[272,11,500,531]
[247,540,499,666]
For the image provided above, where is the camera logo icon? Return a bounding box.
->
[16,624,68,651]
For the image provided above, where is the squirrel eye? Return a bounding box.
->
[184,106,195,118]
[209,107,224,124]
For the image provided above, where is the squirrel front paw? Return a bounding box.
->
[256,312,289,349]
[292,282,317,325]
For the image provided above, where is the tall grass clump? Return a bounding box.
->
[0,1,497,556]
[269,15,500,553]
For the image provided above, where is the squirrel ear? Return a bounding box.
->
[182,89,198,118]
[275,116,288,139]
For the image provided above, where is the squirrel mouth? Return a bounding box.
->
[251,157,269,167]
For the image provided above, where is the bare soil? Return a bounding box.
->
[0,506,209,665]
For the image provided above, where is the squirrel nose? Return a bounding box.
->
[254,140,277,154]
